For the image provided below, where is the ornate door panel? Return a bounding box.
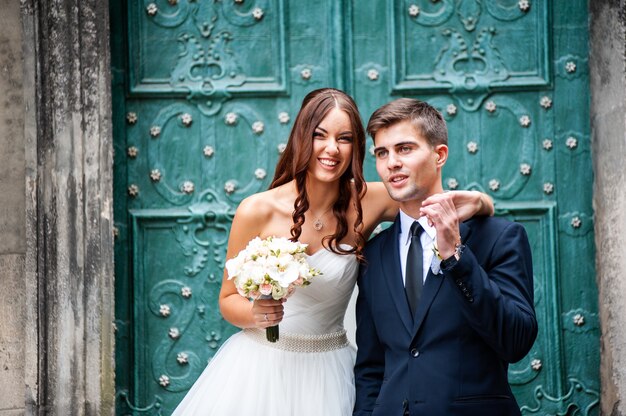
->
[112,1,597,415]
[351,1,598,414]
[111,0,348,414]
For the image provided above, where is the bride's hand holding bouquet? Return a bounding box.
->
[225,236,321,342]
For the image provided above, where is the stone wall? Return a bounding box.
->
[0,0,116,414]
[0,0,28,414]
[590,1,626,415]
[24,0,116,413]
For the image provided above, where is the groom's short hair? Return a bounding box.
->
[367,98,448,147]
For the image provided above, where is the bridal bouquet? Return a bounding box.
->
[225,236,321,342]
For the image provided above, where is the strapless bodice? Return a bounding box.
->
[278,247,358,335]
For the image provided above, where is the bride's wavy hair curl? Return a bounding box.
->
[270,88,367,260]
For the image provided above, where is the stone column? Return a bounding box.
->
[21,0,115,414]
[589,1,626,415]
[0,0,27,414]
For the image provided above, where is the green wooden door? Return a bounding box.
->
[111,1,597,414]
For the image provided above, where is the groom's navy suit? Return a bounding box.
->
[354,215,537,416]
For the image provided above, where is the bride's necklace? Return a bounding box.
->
[310,205,334,231]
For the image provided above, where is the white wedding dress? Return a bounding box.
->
[172,247,358,416]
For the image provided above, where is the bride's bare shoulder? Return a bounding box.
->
[236,186,293,223]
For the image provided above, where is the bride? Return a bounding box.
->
[172,88,493,415]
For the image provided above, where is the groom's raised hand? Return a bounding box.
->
[420,192,461,260]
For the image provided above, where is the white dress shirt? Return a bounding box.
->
[398,210,439,286]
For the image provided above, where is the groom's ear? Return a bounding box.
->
[435,144,448,168]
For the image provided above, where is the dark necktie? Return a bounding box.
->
[405,221,424,316]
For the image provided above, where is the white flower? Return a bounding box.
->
[180,113,193,126]
[159,374,170,387]
[272,283,287,299]
[126,112,138,124]
[542,139,553,150]
[408,4,420,17]
[245,236,264,254]
[300,68,312,80]
[150,125,161,137]
[566,136,578,149]
[299,263,314,279]
[150,169,161,182]
[159,304,171,317]
[540,96,552,109]
[573,313,585,325]
[543,182,554,194]
[255,168,267,179]
[518,0,530,12]
[252,7,264,20]
[128,184,139,197]
[181,181,195,194]
[224,181,236,194]
[519,115,531,127]
[278,112,290,124]
[531,359,542,371]
[252,121,264,134]
[146,3,158,16]
[446,104,457,116]
[225,112,238,125]
[447,178,459,190]
[267,259,300,287]
[225,253,246,278]
[273,237,303,255]
[168,327,180,339]
[247,263,268,284]
[177,352,189,365]
[430,256,443,275]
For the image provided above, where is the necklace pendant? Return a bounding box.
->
[313,219,323,231]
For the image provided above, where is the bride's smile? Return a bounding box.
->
[307,107,353,183]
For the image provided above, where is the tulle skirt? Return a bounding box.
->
[172,329,356,416]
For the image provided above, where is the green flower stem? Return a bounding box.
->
[266,325,279,343]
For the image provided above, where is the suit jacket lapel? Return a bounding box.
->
[411,222,472,335]
[411,268,444,334]
[381,216,413,334]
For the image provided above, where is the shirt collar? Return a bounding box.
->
[399,209,436,245]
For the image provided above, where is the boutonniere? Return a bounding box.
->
[431,242,443,275]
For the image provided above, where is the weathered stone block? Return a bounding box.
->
[0,0,25,254]
[0,254,25,412]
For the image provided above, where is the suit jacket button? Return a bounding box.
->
[455,279,463,286]
[410,348,419,357]
[468,296,474,303]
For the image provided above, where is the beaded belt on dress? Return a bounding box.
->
[243,328,350,353]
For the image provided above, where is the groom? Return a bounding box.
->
[354,98,538,416]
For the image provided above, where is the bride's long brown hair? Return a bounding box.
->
[270,88,367,259]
